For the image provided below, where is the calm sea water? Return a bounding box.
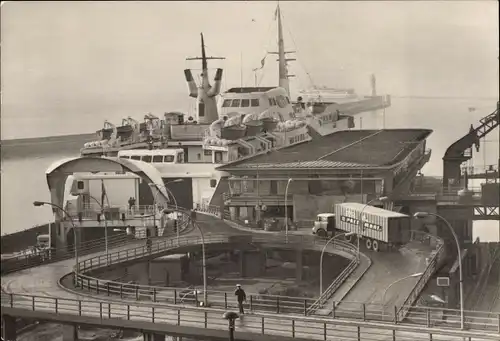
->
[1,97,498,241]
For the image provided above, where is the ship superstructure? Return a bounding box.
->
[77,4,391,209]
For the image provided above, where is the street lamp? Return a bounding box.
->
[359,196,389,257]
[190,210,208,307]
[319,231,355,300]
[83,184,110,264]
[148,180,182,243]
[414,211,464,330]
[284,178,293,240]
[381,272,423,318]
[222,311,240,341]
[33,201,79,274]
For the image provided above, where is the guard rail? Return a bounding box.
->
[72,233,358,315]
[2,293,499,341]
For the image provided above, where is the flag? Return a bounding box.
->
[101,180,106,211]
[253,55,267,72]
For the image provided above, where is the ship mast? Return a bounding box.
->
[269,4,295,97]
[184,33,225,124]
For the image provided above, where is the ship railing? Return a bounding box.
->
[63,204,188,221]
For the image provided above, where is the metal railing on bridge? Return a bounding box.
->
[2,293,499,341]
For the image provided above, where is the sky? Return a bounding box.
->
[1,0,499,139]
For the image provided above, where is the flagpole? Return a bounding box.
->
[240,51,243,88]
[101,179,109,265]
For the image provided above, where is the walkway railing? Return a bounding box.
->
[397,232,445,321]
[72,233,358,315]
[2,293,499,340]
[1,205,191,274]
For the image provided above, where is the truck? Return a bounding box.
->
[312,203,411,252]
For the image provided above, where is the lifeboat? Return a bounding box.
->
[242,112,263,136]
[259,109,279,132]
[221,114,246,140]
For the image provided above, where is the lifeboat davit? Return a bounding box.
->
[242,112,263,136]
[259,109,279,132]
[221,114,246,140]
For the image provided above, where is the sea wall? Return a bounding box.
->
[0,223,51,254]
[1,133,95,160]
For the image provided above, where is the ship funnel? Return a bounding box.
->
[371,74,377,97]
[207,68,223,97]
[184,69,198,98]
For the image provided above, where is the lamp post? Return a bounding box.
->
[414,211,464,330]
[33,201,78,272]
[381,272,423,319]
[84,190,110,265]
[284,178,293,241]
[190,210,208,307]
[222,311,240,341]
[319,231,355,299]
[358,196,389,257]
[149,180,182,243]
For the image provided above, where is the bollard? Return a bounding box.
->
[204,311,208,328]
[392,329,396,341]
[152,306,155,323]
[323,323,327,341]
[55,298,58,314]
[108,303,111,318]
[224,292,228,309]
[99,302,102,318]
[127,305,130,320]
[292,319,295,337]
[394,306,398,324]
[174,289,177,304]
[78,300,82,316]
[177,310,181,325]
[250,295,253,311]
[357,326,361,340]
[32,296,35,311]
[261,317,265,334]
[303,299,308,316]
[362,303,366,321]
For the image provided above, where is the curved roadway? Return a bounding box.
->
[2,214,499,340]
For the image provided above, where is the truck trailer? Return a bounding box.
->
[312,203,411,252]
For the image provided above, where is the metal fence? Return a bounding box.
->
[2,293,498,341]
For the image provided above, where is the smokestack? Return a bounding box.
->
[207,68,223,97]
[370,74,377,97]
[184,69,198,98]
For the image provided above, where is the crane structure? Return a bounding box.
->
[442,102,499,220]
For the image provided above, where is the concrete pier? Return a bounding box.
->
[143,332,166,341]
[62,324,78,341]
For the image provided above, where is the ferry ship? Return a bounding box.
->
[76,4,391,210]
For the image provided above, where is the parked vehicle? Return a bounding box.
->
[312,203,411,252]
[263,217,297,232]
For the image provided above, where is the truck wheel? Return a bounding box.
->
[317,229,327,238]
[365,238,372,250]
[372,240,379,252]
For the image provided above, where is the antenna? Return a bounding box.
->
[185,33,225,70]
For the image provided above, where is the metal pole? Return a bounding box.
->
[228,319,235,341]
[382,273,422,314]
[101,180,109,265]
[431,212,464,329]
[285,178,292,241]
[194,219,207,306]
[320,232,350,300]
[48,222,52,260]
[37,202,77,271]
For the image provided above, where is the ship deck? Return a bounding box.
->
[218,129,432,171]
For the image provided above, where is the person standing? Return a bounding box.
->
[234,284,247,314]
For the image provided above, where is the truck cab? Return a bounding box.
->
[311,213,336,237]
